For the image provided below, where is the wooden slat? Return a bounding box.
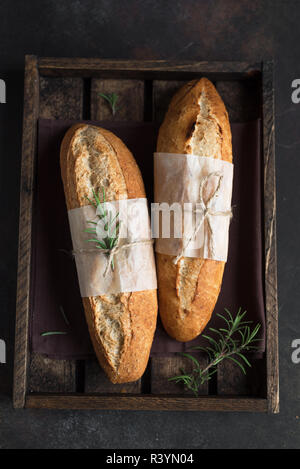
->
[13,56,39,408]
[26,394,268,412]
[84,77,145,393]
[28,353,76,393]
[39,77,83,119]
[262,62,279,414]
[151,355,208,395]
[91,78,144,121]
[27,76,84,394]
[216,358,262,398]
[217,361,248,395]
[38,57,261,80]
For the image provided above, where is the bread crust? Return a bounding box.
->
[60,124,157,383]
[156,78,232,342]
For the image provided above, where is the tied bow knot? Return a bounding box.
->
[73,239,154,277]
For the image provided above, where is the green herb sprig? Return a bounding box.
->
[98,92,118,116]
[85,188,120,273]
[169,308,261,396]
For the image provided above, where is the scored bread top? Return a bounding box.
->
[61,123,145,209]
[60,124,157,383]
[157,78,232,162]
[156,78,232,342]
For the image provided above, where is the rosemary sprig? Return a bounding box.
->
[169,308,261,396]
[98,92,118,116]
[85,188,120,273]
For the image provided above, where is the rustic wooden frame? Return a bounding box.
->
[13,56,278,412]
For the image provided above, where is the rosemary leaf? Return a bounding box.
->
[41,331,68,337]
[85,196,97,208]
[98,92,118,116]
[235,352,252,367]
[95,241,108,250]
[59,305,70,327]
[226,356,247,374]
[170,308,261,396]
[180,353,201,371]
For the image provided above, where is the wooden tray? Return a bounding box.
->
[13,56,278,412]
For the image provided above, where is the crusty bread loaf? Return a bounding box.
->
[60,124,157,383]
[156,78,232,342]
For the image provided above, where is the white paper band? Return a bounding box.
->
[68,198,157,297]
[154,153,234,262]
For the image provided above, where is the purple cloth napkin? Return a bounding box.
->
[30,119,265,359]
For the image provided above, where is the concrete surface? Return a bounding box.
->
[0,0,300,449]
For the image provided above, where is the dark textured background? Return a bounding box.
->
[0,0,299,449]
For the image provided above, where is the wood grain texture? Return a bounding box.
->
[262,62,279,414]
[38,58,261,80]
[27,76,84,394]
[26,394,268,412]
[39,77,83,119]
[151,355,209,395]
[217,360,249,395]
[91,78,144,121]
[13,56,39,409]
[28,353,76,393]
[217,359,266,396]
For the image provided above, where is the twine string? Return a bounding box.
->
[73,239,154,277]
[173,171,232,265]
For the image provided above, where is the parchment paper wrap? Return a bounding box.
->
[68,198,157,296]
[154,153,234,262]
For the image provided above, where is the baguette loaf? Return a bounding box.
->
[156,78,232,342]
[60,124,157,383]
